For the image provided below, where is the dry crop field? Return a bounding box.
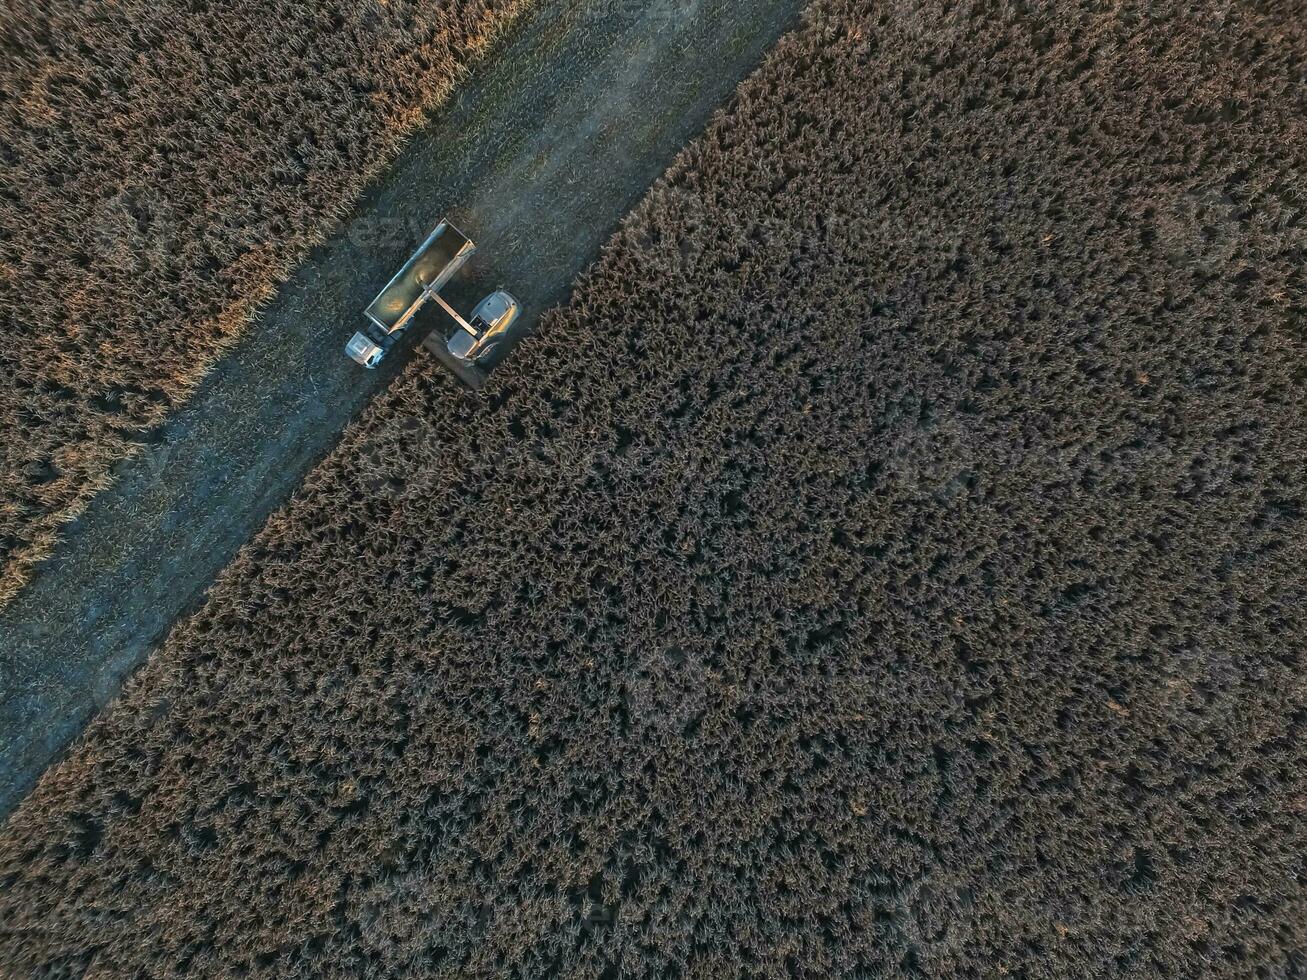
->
[2,0,1306,976]
[0,0,527,604]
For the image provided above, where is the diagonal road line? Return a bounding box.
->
[0,0,806,820]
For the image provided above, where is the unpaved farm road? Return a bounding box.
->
[0,0,806,819]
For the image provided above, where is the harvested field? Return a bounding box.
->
[3,0,1306,975]
[0,0,527,605]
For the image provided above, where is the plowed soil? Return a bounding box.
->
[2,0,1304,976]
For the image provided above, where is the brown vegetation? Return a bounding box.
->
[2,0,1305,975]
[0,0,528,604]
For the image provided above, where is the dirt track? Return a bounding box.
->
[0,0,527,604]
[0,0,806,819]
[2,0,1305,973]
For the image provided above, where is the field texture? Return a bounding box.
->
[3,0,1305,976]
[0,0,527,605]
